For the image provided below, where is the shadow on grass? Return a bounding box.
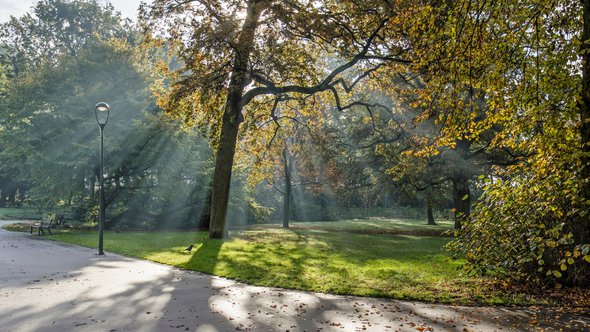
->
[180,228,461,300]
[1,221,588,331]
[184,237,223,272]
[191,229,458,300]
[44,228,502,304]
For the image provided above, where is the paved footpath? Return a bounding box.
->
[1,220,588,332]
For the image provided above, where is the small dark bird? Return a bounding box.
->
[184,244,194,252]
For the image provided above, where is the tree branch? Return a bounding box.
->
[240,19,409,107]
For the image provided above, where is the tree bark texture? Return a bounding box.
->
[199,186,212,230]
[426,202,436,225]
[282,145,292,228]
[209,0,265,238]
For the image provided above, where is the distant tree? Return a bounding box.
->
[0,64,25,207]
[0,0,132,210]
[244,101,323,228]
[0,1,213,229]
[0,0,127,77]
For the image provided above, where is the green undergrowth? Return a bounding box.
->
[45,227,538,306]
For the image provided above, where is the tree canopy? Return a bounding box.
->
[139,0,590,285]
[140,0,419,237]
[0,0,213,229]
[0,0,588,287]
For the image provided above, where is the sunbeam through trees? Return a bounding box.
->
[1,0,589,294]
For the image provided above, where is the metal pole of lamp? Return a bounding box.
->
[95,102,110,255]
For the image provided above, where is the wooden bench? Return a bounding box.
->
[30,217,53,236]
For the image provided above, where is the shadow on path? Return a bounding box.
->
[0,220,588,331]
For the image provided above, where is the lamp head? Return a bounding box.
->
[95,102,110,126]
[95,102,110,112]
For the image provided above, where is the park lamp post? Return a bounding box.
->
[95,102,109,255]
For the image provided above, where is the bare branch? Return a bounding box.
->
[240,19,409,107]
[266,96,282,148]
[265,179,285,195]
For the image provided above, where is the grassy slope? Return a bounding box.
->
[48,227,531,305]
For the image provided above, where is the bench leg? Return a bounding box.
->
[30,227,33,234]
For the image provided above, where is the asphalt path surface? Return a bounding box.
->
[0,220,589,332]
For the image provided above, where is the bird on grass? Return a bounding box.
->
[184,244,194,252]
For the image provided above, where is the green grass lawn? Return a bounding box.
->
[45,227,535,305]
[0,207,40,220]
[267,217,453,234]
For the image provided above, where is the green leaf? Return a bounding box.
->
[560,263,567,271]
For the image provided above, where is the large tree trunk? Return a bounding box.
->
[452,174,470,230]
[282,145,292,228]
[426,200,436,225]
[209,0,265,238]
[199,185,212,230]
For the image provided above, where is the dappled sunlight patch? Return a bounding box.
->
[234,228,333,250]
[233,228,301,242]
[195,324,222,332]
[144,250,194,266]
[47,228,537,305]
[289,217,454,233]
